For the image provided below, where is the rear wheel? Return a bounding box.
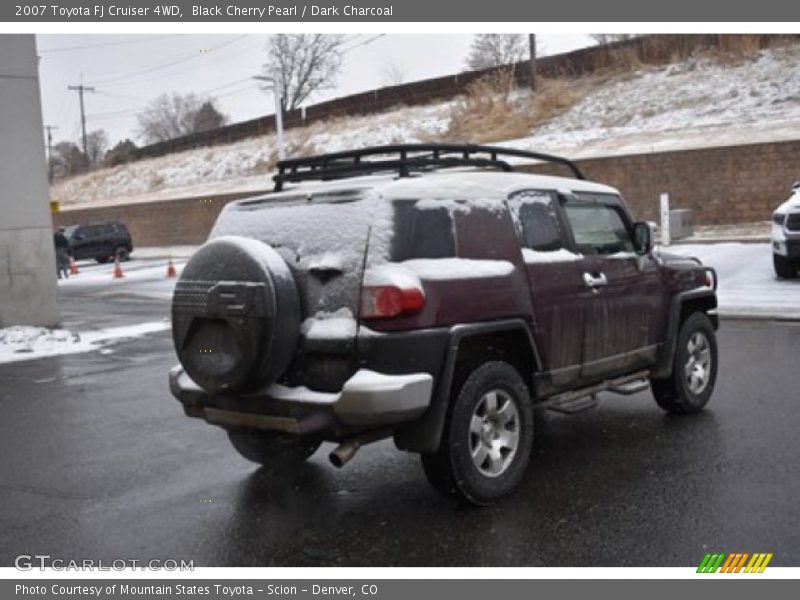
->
[421,361,534,506]
[114,246,130,262]
[773,253,797,279]
[651,312,717,414]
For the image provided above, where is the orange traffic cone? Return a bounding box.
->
[112,256,125,279]
[166,256,177,278]
[69,256,79,275]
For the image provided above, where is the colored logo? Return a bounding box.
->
[697,553,773,573]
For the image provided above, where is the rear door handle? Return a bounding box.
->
[583,272,608,289]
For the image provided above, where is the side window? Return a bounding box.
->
[563,201,634,256]
[508,190,566,252]
[390,199,456,261]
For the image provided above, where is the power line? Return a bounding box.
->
[86,35,248,85]
[341,34,387,55]
[52,89,71,124]
[87,108,140,119]
[200,76,256,95]
[214,84,261,100]
[101,37,265,88]
[93,90,150,104]
[337,34,367,51]
[38,35,181,53]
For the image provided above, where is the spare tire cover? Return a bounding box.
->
[171,236,300,393]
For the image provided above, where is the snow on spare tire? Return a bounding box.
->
[171,235,300,393]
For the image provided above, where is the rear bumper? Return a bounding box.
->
[169,365,433,434]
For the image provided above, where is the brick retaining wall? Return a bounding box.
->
[53,139,799,246]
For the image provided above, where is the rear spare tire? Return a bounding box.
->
[171,236,300,393]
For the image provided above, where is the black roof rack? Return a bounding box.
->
[272,144,585,191]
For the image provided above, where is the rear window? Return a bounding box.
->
[212,197,389,269]
[389,200,456,261]
[508,190,566,252]
[212,196,458,267]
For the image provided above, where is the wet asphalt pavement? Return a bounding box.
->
[1,268,799,567]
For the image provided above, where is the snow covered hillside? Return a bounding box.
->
[53,44,800,207]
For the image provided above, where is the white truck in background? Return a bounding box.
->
[772,183,800,279]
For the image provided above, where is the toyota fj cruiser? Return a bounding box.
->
[169,144,719,505]
[772,182,800,278]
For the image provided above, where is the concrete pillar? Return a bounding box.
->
[0,35,60,327]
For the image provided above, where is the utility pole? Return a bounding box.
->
[44,125,57,182]
[67,78,94,167]
[528,34,537,91]
[253,70,285,161]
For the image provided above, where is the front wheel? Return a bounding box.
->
[421,361,534,505]
[651,312,717,414]
[774,253,797,279]
[227,428,321,468]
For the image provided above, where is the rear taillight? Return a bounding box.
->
[360,265,426,320]
[361,285,425,319]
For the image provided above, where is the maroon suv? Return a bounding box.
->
[169,145,718,505]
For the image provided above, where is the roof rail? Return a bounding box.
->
[272,144,585,191]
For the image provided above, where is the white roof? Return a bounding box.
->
[264,168,620,204]
[775,190,800,214]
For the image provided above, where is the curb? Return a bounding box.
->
[718,312,800,322]
[670,237,770,245]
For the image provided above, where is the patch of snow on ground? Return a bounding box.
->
[53,101,453,206]
[0,321,171,364]
[51,45,800,207]
[665,242,800,318]
[506,46,800,156]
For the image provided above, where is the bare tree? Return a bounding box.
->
[380,59,406,87]
[49,141,85,180]
[85,129,109,167]
[104,139,137,167]
[192,101,227,133]
[136,93,227,144]
[259,34,346,111]
[591,34,639,46]
[465,34,528,71]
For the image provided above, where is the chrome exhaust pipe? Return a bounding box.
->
[329,428,391,468]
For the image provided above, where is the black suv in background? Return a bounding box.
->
[65,221,133,263]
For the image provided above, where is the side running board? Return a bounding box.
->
[542,370,650,415]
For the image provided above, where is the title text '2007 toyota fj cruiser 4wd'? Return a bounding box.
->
[169,144,719,505]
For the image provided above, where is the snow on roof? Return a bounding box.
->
[242,168,620,206]
[377,170,619,200]
[775,189,800,213]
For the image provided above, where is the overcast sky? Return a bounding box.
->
[35,34,594,147]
